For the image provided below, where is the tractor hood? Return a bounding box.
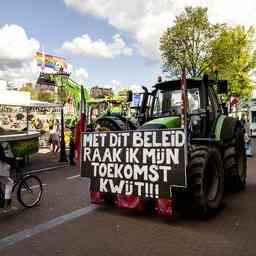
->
[140,116,181,129]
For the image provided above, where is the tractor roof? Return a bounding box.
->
[154,79,215,91]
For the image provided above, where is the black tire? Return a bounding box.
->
[0,187,4,208]
[223,128,247,191]
[17,175,43,208]
[188,145,224,217]
[96,119,120,131]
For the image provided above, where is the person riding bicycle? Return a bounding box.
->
[0,143,14,210]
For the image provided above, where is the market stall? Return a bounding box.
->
[0,91,40,160]
[0,131,40,158]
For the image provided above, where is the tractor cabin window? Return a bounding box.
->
[153,88,200,116]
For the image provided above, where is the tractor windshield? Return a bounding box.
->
[152,88,200,116]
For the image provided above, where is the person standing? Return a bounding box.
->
[54,119,61,134]
[244,116,253,157]
[49,125,60,156]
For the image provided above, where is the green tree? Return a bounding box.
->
[209,26,256,98]
[18,83,37,99]
[160,6,256,98]
[160,6,222,77]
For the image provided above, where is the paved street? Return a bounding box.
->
[0,145,256,256]
[1,1,256,255]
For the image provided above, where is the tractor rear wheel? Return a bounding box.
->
[188,146,224,217]
[223,128,247,192]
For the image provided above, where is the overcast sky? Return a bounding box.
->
[0,0,255,91]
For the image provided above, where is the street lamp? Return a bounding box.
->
[55,69,70,162]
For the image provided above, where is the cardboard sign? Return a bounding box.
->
[81,129,186,199]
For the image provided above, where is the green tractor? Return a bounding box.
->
[95,92,137,131]
[137,74,247,215]
[92,74,247,216]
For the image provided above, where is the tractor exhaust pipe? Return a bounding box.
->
[139,86,149,125]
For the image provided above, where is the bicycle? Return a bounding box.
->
[0,162,43,209]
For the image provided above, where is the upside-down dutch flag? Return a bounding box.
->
[80,85,86,132]
[74,85,86,165]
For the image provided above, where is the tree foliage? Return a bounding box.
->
[160,7,221,77]
[209,26,256,98]
[160,6,256,98]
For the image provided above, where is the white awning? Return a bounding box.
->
[0,91,62,108]
[29,100,62,108]
[0,90,30,106]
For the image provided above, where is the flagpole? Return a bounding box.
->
[73,84,87,166]
[181,69,188,186]
[80,85,86,133]
[58,69,69,162]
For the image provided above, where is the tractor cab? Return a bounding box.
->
[151,80,201,116]
[140,76,227,139]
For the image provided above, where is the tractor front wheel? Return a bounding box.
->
[188,146,224,217]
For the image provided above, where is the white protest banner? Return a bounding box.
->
[81,129,186,199]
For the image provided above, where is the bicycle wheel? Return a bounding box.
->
[17,175,43,208]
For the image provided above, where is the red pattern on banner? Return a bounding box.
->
[155,198,172,216]
[117,195,144,212]
[90,193,172,216]
[90,192,104,204]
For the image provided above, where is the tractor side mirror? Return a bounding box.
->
[217,80,228,94]
[127,90,133,102]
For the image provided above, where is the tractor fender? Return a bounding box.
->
[215,115,242,142]
[114,115,137,130]
[96,116,122,131]
[96,116,135,131]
